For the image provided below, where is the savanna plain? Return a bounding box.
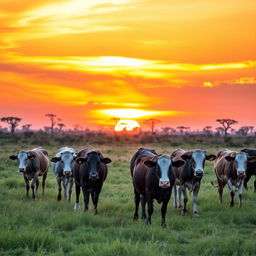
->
[0,133,256,256]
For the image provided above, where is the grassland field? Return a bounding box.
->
[0,133,256,256]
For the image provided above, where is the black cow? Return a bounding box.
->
[241,149,256,192]
[73,149,111,214]
[131,148,184,227]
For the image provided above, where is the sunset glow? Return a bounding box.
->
[114,120,140,132]
[0,0,255,130]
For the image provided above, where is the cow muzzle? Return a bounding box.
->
[63,171,72,176]
[89,172,99,180]
[19,168,25,173]
[159,180,170,188]
[195,170,203,177]
[237,171,245,177]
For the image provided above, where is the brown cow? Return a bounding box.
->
[214,149,256,208]
[9,147,49,200]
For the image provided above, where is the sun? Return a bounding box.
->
[114,120,140,132]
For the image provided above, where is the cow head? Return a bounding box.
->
[9,151,36,172]
[75,151,111,180]
[181,150,216,177]
[51,151,77,176]
[144,155,184,188]
[225,152,256,177]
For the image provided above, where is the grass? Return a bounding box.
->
[0,134,256,255]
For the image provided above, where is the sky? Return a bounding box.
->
[0,0,255,131]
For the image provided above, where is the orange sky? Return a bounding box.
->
[0,0,255,131]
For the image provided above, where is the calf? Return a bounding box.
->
[214,149,256,207]
[9,147,49,200]
[51,147,77,202]
[171,149,216,216]
[241,149,256,192]
[131,148,184,227]
[73,149,111,214]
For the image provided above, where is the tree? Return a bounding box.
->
[237,126,250,136]
[177,126,190,135]
[1,116,22,133]
[215,127,224,136]
[203,126,212,135]
[45,114,57,134]
[161,127,174,135]
[57,123,65,133]
[143,119,161,134]
[22,124,32,132]
[216,119,238,136]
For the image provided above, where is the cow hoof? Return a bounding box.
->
[133,215,138,221]
[178,205,183,209]
[146,219,151,225]
[74,203,79,210]
[193,212,199,217]
[57,197,61,201]
[141,215,147,220]
[161,222,167,228]
[94,210,98,215]
[229,203,234,207]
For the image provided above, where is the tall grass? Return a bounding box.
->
[0,134,256,255]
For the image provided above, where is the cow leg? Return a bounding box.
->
[133,189,140,220]
[179,185,188,216]
[74,183,80,210]
[91,190,100,215]
[62,177,67,200]
[35,179,39,192]
[146,192,153,225]
[237,181,244,208]
[67,178,73,202]
[227,179,235,207]
[173,185,177,208]
[56,176,62,201]
[243,175,250,190]
[42,172,47,195]
[81,186,90,211]
[193,182,200,216]
[217,178,223,204]
[31,175,38,200]
[254,177,256,193]
[141,196,147,220]
[23,174,30,198]
[178,185,182,208]
[161,192,171,227]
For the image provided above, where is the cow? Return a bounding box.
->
[131,148,184,227]
[9,147,49,200]
[214,149,256,208]
[171,149,216,216]
[241,148,256,192]
[73,149,111,214]
[51,147,77,202]
[130,148,157,221]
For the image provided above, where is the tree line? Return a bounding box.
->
[0,115,255,136]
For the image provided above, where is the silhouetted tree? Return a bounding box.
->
[1,116,22,134]
[216,119,238,136]
[216,127,225,136]
[177,126,190,135]
[161,127,173,135]
[203,126,212,135]
[143,119,161,134]
[237,126,251,136]
[57,123,65,133]
[22,124,32,132]
[45,114,57,134]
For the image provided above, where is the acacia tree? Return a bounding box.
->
[216,119,238,136]
[45,114,57,134]
[1,116,22,134]
[22,124,32,132]
[177,126,190,135]
[203,126,212,135]
[143,119,161,134]
[57,123,65,133]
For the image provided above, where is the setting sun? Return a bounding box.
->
[114,120,140,132]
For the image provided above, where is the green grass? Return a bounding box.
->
[0,135,256,255]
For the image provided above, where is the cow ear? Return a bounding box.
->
[181,153,192,161]
[172,160,184,168]
[9,155,17,160]
[51,157,61,163]
[144,160,156,168]
[206,154,216,161]
[75,157,87,164]
[101,157,112,164]
[225,156,235,161]
[248,156,256,162]
[28,154,36,159]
